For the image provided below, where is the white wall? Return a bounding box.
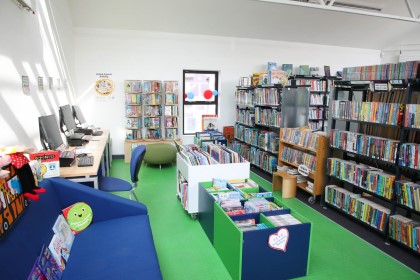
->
[0,0,75,149]
[73,28,381,155]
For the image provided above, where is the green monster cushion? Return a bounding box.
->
[144,144,177,165]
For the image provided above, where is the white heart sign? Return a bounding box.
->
[268,228,289,252]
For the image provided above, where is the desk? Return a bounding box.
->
[60,130,110,189]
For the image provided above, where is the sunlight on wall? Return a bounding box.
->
[0,55,19,86]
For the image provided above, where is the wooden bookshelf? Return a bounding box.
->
[277,128,328,204]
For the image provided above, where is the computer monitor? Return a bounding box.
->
[73,105,86,125]
[59,104,77,133]
[39,114,64,150]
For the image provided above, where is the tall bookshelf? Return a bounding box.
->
[325,78,420,254]
[123,79,181,162]
[233,84,281,174]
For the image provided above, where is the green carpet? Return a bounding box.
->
[110,159,419,280]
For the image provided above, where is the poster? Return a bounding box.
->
[22,75,30,94]
[38,76,44,91]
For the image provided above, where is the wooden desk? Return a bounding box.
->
[60,130,110,189]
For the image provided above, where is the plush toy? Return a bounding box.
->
[0,154,11,178]
[0,145,46,201]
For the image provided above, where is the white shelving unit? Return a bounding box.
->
[176,153,250,218]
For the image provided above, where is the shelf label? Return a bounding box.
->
[268,228,289,252]
[298,165,310,177]
[374,83,388,91]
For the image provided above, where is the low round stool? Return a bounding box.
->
[144,143,177,169]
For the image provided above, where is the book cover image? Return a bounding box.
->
[27,256,47,280]
[37,245,62,280]
[282,64,293,75]
[202,115,218,131]
[62,202,93,235]
[48,234,67,271]
[52,214,75,251]
[324,65,331,76]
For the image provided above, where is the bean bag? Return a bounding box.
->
[144,143,177,168]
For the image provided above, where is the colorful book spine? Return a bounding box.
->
[236,109,255,126]
[281,128,320,150]
[254,107,281,127]
[280,146,316,172]
[254,88,280,106]
[342,61,420,81]
[389,215,420,253]
[394,181,420,211]
[404,104,420,129]
[399,143,420,170]
[235,89,255,107]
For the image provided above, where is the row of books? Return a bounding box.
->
[125,80,179,93]
[310,94,328,106]
[126,118,142,129]
[126,129,142,140]
[144,105,161,117]
[164,105,178,116]
[389,215,420,253]
[144,117,161,128]
[144,129,162,139]
[254,107,281,128]
[165,117,178,128]
[404,104,420,129]
[327,158,395,200]
[231,140,278,173]
[399,143,420,170]
[244,198,282,213]
[236,108,255,127]
[330,129,399,163]
[125,93,142,104]
[330,101,403,126]
[266,214,302,227]
[235,89,254,107]
[234,125,278,153]
[309,122,328,132]
[281,128,321,150]
[144,80,162,93]
[395,181,420,211]
[309,108,326,120]
[165,93,178,104]
[179,149,213,166]
[178,172,188,209]
[125,105,142,117]
[289,79,327,91]
[143,93,162,105]
[325,185,390,232]
[124,80,142,93]
[203,143,246,164]
[342,61,420,81]
[280,146,317,173]
[254,87,281,106]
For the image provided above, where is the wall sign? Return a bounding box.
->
[95,73,114,97]
[38,77,44,91]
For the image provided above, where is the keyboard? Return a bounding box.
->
[92,130,103,136]
[78,155,94,167]
[82,135,93,141]
[69,132,85,139]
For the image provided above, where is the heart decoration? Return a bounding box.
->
[268,228,289,252]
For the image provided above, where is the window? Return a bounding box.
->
[183,70,218,135]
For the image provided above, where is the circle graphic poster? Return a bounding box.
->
[95,78,115,96]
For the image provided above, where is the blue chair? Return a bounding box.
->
[98,145,146,201]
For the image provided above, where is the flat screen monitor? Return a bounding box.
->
[39,114,64,150]
[73,105,86,125]
[60,104,77,132]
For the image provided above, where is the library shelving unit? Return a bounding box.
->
[198,181,311,280]
[163,81,179,139]
[325,77,420,254]
[176,153,250,219]
[124,80,143,140]
[288,75,339,132]
[276,127,328,204]
[123,80,181,163]
[233,84,281,175]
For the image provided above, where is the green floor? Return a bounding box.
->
[110,159,419,280]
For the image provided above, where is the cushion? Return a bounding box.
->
[63,215,162,280]
[144,144,176,165]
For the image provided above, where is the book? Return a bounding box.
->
[269,70,289,86]
[27,256,47,280]
[282,64,293,75]
[62,202,93,235]
[48,234,67,271]
[299,65,310,76]
[267,62,277,71]
[324,65,331,76]
[202,115,218,131]
[52,214,75,251]
[37,245,62,280]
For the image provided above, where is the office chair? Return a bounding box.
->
[98,145,146,201]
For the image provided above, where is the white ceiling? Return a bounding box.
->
[68,0,420,50]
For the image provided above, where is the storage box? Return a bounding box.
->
[30,151,60,178]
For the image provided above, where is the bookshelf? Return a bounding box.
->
[233,85,281,174]
[325,78,420,254]
[123,80,181,162]
[277,127,328,204]
[176,153,250,218]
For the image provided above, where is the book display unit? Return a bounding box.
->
[276,128,328,204]
[198,181,311,280]
[123,80,180,162]
[325,76,420,254]
[233,84,281,174]
[176,148,250,218]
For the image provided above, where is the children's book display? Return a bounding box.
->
[124,80,179,140]
[194,131,227,147]
[176,145,250,218]
[198,180,311,280]
[27,202,92,279]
